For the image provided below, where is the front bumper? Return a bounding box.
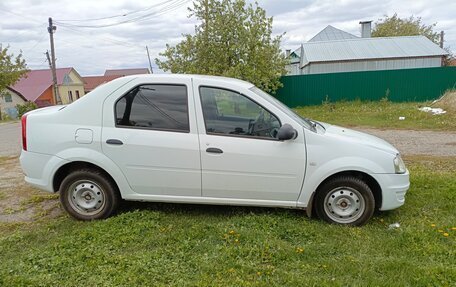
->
[371,170,410,211]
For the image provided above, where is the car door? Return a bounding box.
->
[101,78,201,197]
[193,79,306,202]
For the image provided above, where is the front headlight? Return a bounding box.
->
[393,154,406,174]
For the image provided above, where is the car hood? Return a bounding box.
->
[319,122,399,155]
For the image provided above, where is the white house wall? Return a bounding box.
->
[285,63,300,76]
[301,57,442,75]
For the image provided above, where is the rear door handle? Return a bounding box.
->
[106,139,123,145]
[206,147,223,154]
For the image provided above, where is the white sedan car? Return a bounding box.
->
[19,74,409,225]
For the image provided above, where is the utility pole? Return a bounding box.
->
[440,31,444,48]
[440,31,445,66]
[146,46,153,74]
[47,17,61,105]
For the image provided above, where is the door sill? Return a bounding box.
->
[123,194,298,209]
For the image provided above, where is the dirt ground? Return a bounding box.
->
[0,156,61,223]
[357,128,456,157]
[1,121,455,223]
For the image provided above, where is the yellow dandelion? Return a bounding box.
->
[257,272,262,276]
[443,233,449,237]
[229,230,235,235]
[452,227,456,231]
[296,247,304,253]
[234,239,239,243]
[430,224,436,227]
[438,230,444,233]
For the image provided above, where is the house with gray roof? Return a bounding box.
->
[285,21,448,75]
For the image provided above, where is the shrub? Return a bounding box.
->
[16,101,38,117]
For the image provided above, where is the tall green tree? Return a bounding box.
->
[0,45,28,91]
[156,0,287,93]
[372,14,439,44]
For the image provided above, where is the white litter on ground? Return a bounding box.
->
[418,107,447,115]
[388,223,401,229]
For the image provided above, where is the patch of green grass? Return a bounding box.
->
[294,100,456,130]
[0,157,455,286]
[20,194,59,206]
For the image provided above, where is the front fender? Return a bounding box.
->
[297,156,385,208]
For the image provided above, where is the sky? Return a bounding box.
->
[1,0,455,76]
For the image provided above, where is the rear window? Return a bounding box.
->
[115,84,189,132]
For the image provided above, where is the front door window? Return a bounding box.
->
[199,87,280,139]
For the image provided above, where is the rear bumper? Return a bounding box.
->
[371,171,410,211]
[19,150,68,193]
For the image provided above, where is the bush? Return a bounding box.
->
[16,101,38,117]
[1,113,12,121]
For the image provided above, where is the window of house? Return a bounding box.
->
[199,86,280,139]
[76,90,80,99]
[4,94,12,102]
[115,84,189,132]
[68,91,73,102]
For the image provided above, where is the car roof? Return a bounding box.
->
[122,74,255,89]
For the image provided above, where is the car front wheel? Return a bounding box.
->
[59,169,120,220]
[315,176,375,226]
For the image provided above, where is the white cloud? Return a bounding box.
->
[0,0,454,75]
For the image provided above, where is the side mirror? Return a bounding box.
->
[277,124,298,141]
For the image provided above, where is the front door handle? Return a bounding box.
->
[206,147,223,154]
[106,139,123,145]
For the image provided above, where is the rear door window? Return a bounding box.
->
[115,84,189,132]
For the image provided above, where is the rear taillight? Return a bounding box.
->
[21,114,27,151]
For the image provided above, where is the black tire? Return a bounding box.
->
[315,176,375,226]
[59,169,120,221]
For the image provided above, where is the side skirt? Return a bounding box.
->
[122,194,300,209]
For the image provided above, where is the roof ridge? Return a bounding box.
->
[303,35,428,45]
[308,25,358,42]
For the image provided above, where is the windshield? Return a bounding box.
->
[249,86,315,131]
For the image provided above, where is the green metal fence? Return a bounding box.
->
[274,67,456,107]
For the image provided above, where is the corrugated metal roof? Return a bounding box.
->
[308,25,358,42]
[294,36,447,67]
[82,75,122,92]
[12,68,73,102]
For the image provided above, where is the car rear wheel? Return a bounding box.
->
[59,169,120,220]
[315,176,375,226]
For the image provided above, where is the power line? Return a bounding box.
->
[56,25,142,49]
[0,7,43,24]
[22,34,48,53]
[54,0,173,22]
[54,0,190,29]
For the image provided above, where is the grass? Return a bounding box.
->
[0,118,19,124]
[0,156,455,286]
[294,100,456,130]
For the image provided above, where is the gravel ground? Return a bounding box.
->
[357,128,456,157]
[0,122,20,157]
